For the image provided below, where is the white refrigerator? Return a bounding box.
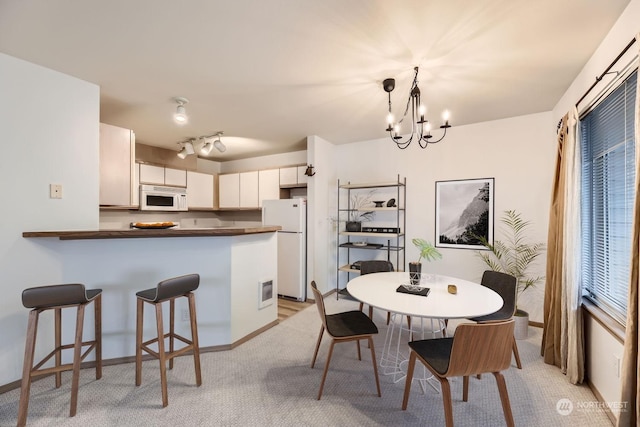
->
[262,199,307,301]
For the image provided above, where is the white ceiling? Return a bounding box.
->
[0,0,631,161]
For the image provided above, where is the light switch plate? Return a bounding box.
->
[50,184,62,199]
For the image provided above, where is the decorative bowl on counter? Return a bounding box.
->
[130,222,177,229]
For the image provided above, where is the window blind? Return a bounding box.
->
[580,69,637,324]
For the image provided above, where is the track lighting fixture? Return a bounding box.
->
[173,97,189,125]
[177,132,225,158]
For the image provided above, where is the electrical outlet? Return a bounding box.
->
[614,355,621,378]
[181,308,189,322]
[49,184,62,199]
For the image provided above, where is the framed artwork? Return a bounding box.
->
[435,178,494,249]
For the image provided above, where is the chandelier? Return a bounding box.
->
[383,67,451,149]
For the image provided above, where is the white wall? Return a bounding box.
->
[329,112,555,322]
[551,0,640,416]
[0,53,100,386]
[306,136,337,296]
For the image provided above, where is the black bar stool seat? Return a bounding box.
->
[18,283,102,427]
[135,273,202,407]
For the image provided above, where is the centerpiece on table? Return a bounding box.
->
[409,238,442,285]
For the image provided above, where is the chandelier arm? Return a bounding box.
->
[389,131,414,149]
[420,127,448,145]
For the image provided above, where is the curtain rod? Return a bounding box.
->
[575,37,637,107]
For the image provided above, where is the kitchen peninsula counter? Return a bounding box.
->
[22,226,280,240]
[21,226,279,361]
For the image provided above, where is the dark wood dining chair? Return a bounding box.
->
[309,281,381,400]
[469,270,522,369]
[402,319,516,427]
[359,260,394,322]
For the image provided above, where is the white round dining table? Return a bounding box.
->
[347,271,503,319]
[347,271,504,387]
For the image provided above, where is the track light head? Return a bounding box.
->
[214,137,226,153]
[173,97,189,125]
[176,140,195,159]
[200,139,213,155]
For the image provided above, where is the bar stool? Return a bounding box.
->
[18,283,102,427]
[135,273,202,407]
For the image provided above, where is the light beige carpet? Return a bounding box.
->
[0,296,612,426]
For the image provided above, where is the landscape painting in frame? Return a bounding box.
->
[435,178,494,249]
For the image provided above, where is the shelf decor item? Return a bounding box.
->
[410,238,442,285]
[346,191,375,232]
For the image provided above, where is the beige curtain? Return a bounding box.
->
[618,35,640,427]
[541,108,585,384]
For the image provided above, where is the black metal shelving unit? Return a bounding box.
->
[336,175,406,299]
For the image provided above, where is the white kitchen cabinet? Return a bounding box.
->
[165,167,187,187]
[219,173,240,208]
[139,164,186,187]
[240,171,259,208]
[99,123,136,206]
[279,165,307,187]
[279,167,297,186]
[187,171,214,209]
[296,166,308,185]
[139,164,164,185]
[258,169,280,206]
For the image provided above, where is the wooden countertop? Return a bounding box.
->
[22,226,281,240]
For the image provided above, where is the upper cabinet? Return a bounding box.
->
[139,163,187,187]
[99,123,136,207]
[219,173,240,208]
[187,171,214,209]
[165,167,187,187]
[239,171,259,208]
[219,170,279,209]
[279,165,307,188]
[258,169,280,207]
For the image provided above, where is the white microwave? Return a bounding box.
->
[139,184,188,211]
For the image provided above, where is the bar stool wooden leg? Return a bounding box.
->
[155,303,169,407]
[17,310,39,427]
[69,304,86,417]
[55,308,62,388]
[169,298,175,370]
[95,294,102,379]
[188,293,202,386]
[135,298,143,386]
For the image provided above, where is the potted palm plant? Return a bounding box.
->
[410,238,442,285]
[475,209,545,339]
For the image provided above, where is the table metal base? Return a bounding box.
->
[379,313,447,393]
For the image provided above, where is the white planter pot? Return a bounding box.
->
[514,309,529,340]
